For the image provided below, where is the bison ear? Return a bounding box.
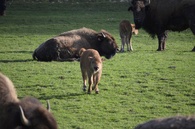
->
[97,32,106,42]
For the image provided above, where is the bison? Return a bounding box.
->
[33,27,119,61]
[128,0,195,51]
[134,115,195,129]
[0,72,58,129]
[131,24,139,35]
[119,20,133,52]
[79,48,103,94]
[0,0,6,16]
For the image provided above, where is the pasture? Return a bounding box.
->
[0,1,194,129]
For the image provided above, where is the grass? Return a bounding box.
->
[0,1,195,129]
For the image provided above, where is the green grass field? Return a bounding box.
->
[0,1,194,129]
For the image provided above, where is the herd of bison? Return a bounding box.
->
[0,0,195,129]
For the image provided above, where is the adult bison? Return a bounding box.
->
[33,27,119,61]
[134,115,195,129]
[0,72,58,129]
[0,0,6,16]
[128,0,195,51]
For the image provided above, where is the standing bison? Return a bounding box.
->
[0,0,6,16]
[128,0,195,51]
[33,27,119,61]
[0,72,58,129]
[134,115,195,129]
[119,20,133,52]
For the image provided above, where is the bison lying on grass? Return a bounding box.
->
[0,72,58,129]
[33,27,119,61]
[134,115,195,129]
[79,48,103,94]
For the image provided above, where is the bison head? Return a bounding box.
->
[17,98,58,129]
[128,0,150,29]
[97,30,119,59]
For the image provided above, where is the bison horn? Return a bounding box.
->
[101,32,106,38]
[47,100,51,112]
[19,106,31,126]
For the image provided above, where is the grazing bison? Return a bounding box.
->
[119,20,133,52]
[128,0,195,51]
[79,48,103,94]
[33,27,119,61]
[134,115,195,129]
[0,0,6,16]
[0,72,58,129]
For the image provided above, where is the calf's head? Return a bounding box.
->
[128,0,150,29]
[97,30,119,59]
[89,57,102,73]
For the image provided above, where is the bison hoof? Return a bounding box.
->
[83,86,87,92]
[95,91,99,94]
[87,91,91,94]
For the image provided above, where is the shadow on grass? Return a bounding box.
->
[38,92,86,100]
[0,59,34,63]
[0,51,33,54]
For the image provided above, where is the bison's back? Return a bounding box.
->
[119,20,132,38]
[0,73,18,105]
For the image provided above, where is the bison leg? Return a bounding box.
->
[157,31,168,51]
[120,37,125,52]
[87,75,93,94]
[92,73,101,94]
[189,20,195,52]
[81,70,87,92]
[127,36,133,51]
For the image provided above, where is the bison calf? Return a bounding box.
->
[80,48,103,94]
[131,24,139,35]
[134,115,195,129]
[0,72,58,129]
[119,20,133,52]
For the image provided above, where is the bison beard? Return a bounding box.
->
[128,0,195,51]
[0,73,58,129]
[33,27,118,62]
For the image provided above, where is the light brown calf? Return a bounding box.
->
[131,24,139,35]
[80,48,102,94]
[119,20,133,52]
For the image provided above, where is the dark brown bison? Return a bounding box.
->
[119,20,133,52]
[33,27,119,61]
[134,115,195,129]
[128,0,195,51]
[0,72,58,129]
[0,0,6,16]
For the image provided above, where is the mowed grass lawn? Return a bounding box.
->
[0,1,195,129]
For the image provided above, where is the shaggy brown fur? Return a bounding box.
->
[0,72,58,129]
[0,73,18,105]
[129,0,195,51]
[119,20,133,52]
[134,115,195,129]
[33,27,118,61]
[80,49,102,94]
